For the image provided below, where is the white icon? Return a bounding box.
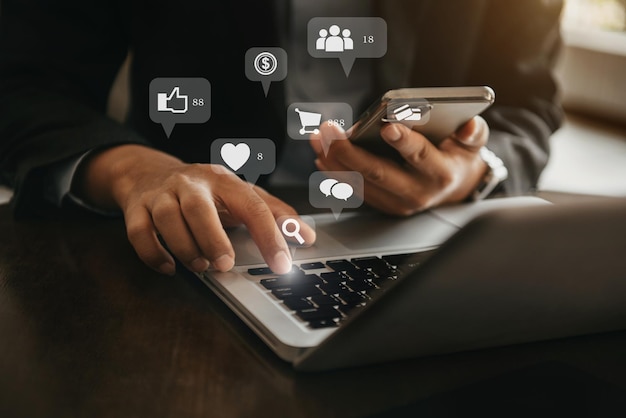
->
[220,142,251,171]
[316,25,354,53]
[319,178,354,201]
[253,52,278,76]
[281,218,305,245]
[294,108,322,135]
[392,104,422,121]
[157,86,188,114]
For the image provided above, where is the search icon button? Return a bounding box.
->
[281,218,305,245]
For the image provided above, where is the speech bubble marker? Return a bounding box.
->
[245,48,288,98]
[309,171,364,219]
[286,102,353,156]
[320,136,339,157]
[211,138,275,185]
[308,17,387,77]
[149,78,211,138]
[338,57,357,78]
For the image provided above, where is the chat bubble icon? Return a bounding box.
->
[211,138,275,185]
[308,17,387,76]
[149,78,211,138]
[287,102,353,155]
[245,47,288,97]
[309,171,364,219]
[330,182,353,201]
[319,178,338,197]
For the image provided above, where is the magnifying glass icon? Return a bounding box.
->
[281,218,305,245]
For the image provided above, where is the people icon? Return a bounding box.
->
[316,24,353,53]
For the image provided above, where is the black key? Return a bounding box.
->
[260,274,322,290]
[319,282,348,295]
[351,256,388,270]
[372,275,397,289]
[383,251,435,269]
[345,269,377,281]
[272,284,321,299]
[247,267,273,276]
[321,271,349,283]
[296,307,340,322]
[300,262,325,270]
[310,294,339,306]
[282,297,314,311]
[345,279,376,292]
[337,303,364,316]
[326,259,356,272]
[248,265,301,276]
[308,319,339,329]
[370,265,398,279]
[337,291,366,305]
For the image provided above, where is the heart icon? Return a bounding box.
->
[220,142,251,172]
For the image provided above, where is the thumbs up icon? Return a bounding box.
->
[157,86,188,114]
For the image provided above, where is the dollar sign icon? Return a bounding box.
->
[253,52,278,76]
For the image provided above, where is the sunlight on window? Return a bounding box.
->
[562,0,626,31]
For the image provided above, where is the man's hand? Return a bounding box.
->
[73,145,314,275]
[310,116,489,215]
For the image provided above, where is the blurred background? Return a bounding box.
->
[1,0,625,204]
[540,0,626,196]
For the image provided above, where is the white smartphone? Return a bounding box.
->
[348,86,495,161]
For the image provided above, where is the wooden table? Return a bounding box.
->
[1,192,626,417]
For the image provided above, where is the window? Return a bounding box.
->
[562,0,626,32]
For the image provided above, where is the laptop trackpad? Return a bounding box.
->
[229,210,458,265]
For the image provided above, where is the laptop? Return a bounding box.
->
[195,196,626,371]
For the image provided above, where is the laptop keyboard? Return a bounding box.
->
[249,250,436,329]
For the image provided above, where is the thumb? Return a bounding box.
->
[169,87,181,100]
[451,116,489,151]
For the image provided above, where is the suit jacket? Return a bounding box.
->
[0,0,563,217]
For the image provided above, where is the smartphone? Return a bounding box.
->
[348,86,495,161]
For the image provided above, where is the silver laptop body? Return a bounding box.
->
[196,196,626,371]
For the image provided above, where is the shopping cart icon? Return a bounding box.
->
[294,108,323,135]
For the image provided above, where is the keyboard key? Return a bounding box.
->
[320,271,349,283]
[345,269,377,281]
[247,267,273,276]
[326,259,357,272]
[345,279,376,292]
[372,275,397,288]
[319,282,348,295]
[370,264,398,279]
[300,262,325,270]
[282,297,314,311]
[272,284,321,299]
[337,303,364,316]
[383,251,435,269]
[337,291,366,305]
[308,319,339,329]
[248,265,301,276]
[350,256,389,270]
[310,294,340,306]
[260,274,322,290]
[296,307,341,322]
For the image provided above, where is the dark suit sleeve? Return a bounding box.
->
[0,0,149,217]
[468,0,564,195]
